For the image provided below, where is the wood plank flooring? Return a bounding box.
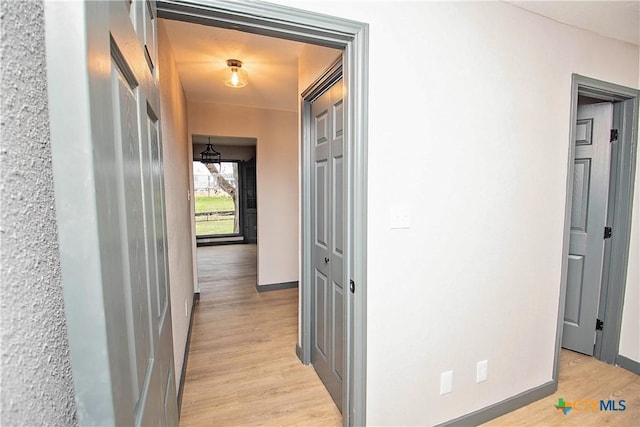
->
[484,349,639,426]
[181,245,639,426]
[179,244,342,426]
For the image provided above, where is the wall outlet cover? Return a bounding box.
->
[440,370,453,395]
[477,360,488,383]
[390,205,411,229]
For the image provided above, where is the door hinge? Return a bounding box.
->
[349,279,355,294]
[596,318,604,331]
[610,129,619,142]
[604,226,612,239]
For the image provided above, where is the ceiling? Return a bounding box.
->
[161,2,639,113]
[161,19,309,112]
[506,1,640,46]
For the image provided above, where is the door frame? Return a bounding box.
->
[555,74,639,378]
[156,1,369,425]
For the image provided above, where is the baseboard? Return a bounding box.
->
[256,281,298,292]
[196,237,244,247]
[296,344,304,363]
[616,354,640,375]
[177,293,198,416]
[437,380,557,427]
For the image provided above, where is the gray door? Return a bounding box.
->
[311,79,345,411]
[106,1,179,424]
[563,102,613,355]
[46,1,177,425]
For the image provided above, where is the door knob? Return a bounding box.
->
[324,257,330,263]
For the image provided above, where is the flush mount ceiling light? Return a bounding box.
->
[225,59,248,88]
[200,137,221,165]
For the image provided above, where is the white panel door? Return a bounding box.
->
[563,103,613,355]
[311,79,345,412]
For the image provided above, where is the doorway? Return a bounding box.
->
[157,2,368,425]
[191,135,258,246]
[556,75,639,377]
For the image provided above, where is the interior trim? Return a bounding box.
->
[196,237,245,247]
[555,75,639,379]
[177,292,198,416]
[437,381,557,427]
[255,281,298,292]
[157,2,369,425]
[616,354,640,375]
[295,344,304,363]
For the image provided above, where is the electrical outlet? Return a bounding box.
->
[477,360,488,383]
[390,205,411,229]
[440,370,453,395]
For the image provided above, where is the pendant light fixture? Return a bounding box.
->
[200,137,221,165]
[225,59,248,88]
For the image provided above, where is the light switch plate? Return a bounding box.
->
[390,205,411,229]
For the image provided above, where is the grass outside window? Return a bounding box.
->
[195,195,236,236]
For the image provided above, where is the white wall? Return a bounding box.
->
[620,178,640,362]
[188,102,299,286]
[298,44,341,91]
[275,1,639,424]
[618,60,640,363]
[158,21,196,389]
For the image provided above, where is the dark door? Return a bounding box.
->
[242,158,257,243]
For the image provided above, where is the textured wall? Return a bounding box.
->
[158,21,195,390]
[0,1,78,425]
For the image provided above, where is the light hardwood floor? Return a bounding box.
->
[179,244,342,426]
[181,245,639,426]
[484,349,639,426]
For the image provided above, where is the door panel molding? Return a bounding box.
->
[45,1,177,425]
[46,2,134,423]
[556,75,639,379]
[563,102,613,355]
[156,2,369,426]
[310,77,344,411]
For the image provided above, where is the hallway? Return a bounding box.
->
[179,244,342,426]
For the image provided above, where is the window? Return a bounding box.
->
[193,161,239,237]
